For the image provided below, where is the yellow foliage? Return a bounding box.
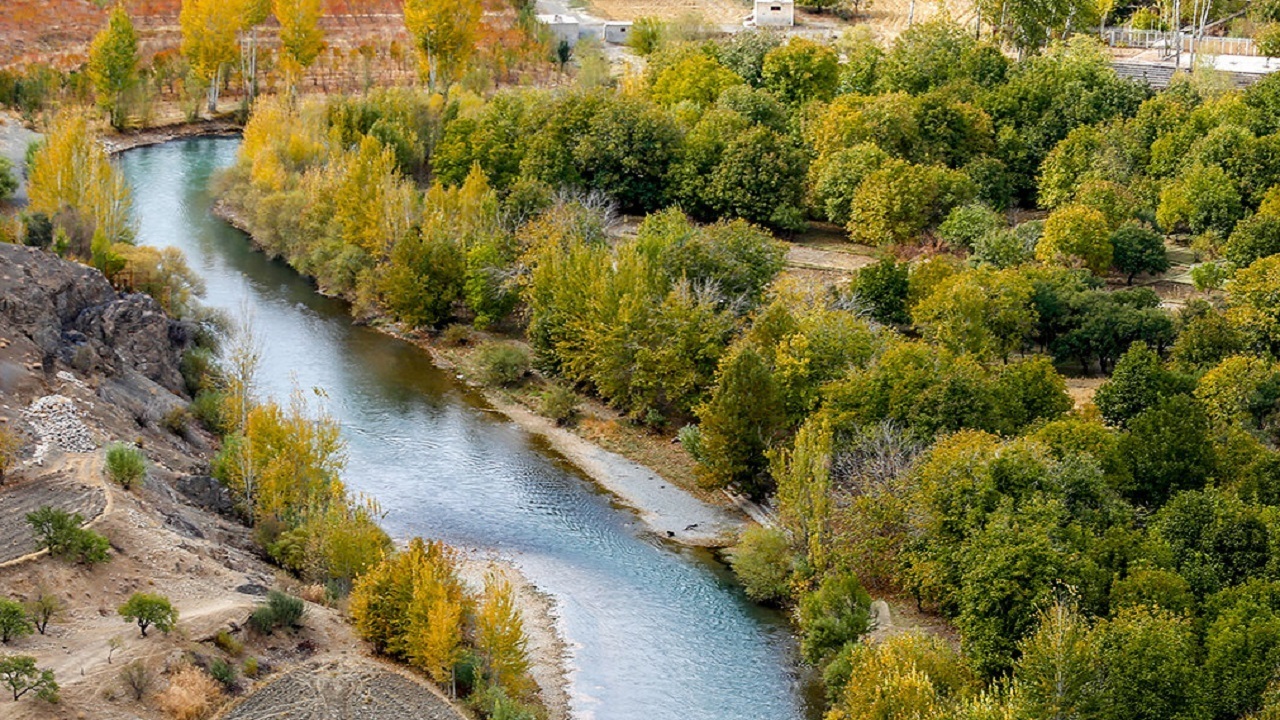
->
[28,110,135,245]
[403,0,482,90]
[475,573,531,696]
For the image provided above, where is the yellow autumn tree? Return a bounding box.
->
[180,0,243,114]
[273,0,325,94]
[299,494,392,588]
[404,542,467,684]
[403,0,482,92]
[475,573,531,696]
[27,110,135,249]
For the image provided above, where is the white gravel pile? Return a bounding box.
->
[21,395,97,462]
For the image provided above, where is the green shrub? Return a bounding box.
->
[0,597,33,643]
[266,592,305,629]
[242,657,260,678]
[476,343,530,387]
[247,606,276,635]
[440,323,473,347]
[161,407,190,436]
[208,658,236,690]
[191,390,228,434]
[541,385,579,426]
[729,526,794,604]
[797,571,872,663]
[104,443,146,490]
[213,630,242,657]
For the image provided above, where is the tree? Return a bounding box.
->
[1202,584,1280,718]
[695,344,785,497]
[87,4,138,129]
[475,574,530,696]
[0,157,16,203]
[23,594,61,636]
[705,127,806,230]
[761,37,838,105]
[1111,224,1169,284]
[179,0,242,115]
[650,53,741,107]
[912,267,1036,360]
[797,571,871,663]
[937,203,1004,250]
[850,256,910,325]
[1226,213,1280,268]
[118,593,177,638]
[847,160,976,245]
[1088,607,1201,720]
[0,600,31,644]
[1118,395,1216,506]
[1228,255,1280,355]
[274,0,325,94]
[104,443,146,489]
[1093,341,1177,427]
[403,0,481,92]
[729,526,794,604]
[1037,204,1113,274]
[24,506,110,564]
[27,110,134,246]
[1157,164,1245,236]
[0,656,58,702]
[1016,603,1094,720]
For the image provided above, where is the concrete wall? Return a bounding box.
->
[754,0,795,26]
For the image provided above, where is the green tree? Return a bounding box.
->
[1157,164,1245,235]
[705,126,806,230]
[850,256,910,325]
[847,160,976,245]
[1111,224,1169,284]
[104,443,146,489]
[23,594,61,636]
[761,37,838,105]
[24,506,110,564]
[1202,590,1280,718]
[1088,607,1201,720]
[0,600,31,644]
[1037,204,1113,274]
[1118,395,1216,506]
[1016,603,1094,720]
[650,52,741,107]
[87,4,138,129]
[797,571,871,663]
[0,656,58,702]
[729,526,794,604]
[1171,304,1245,370]
[911,267,1036,360]
[118,593,177,638]
[574,95,680,213]
[1093,341,1178,427]
[1227,255,1280,355]
[1226,213,1280,268]
[937,203,1004,250]
[695,345,785,497]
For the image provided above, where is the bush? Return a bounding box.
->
[213,630,242,657]
[0,426,21,484]
[190,391,227,434]
[797,571,872,663]
[729,526,794,604]
[207,659,235,691]
[247,606,276,635]
[156,665,224,720]
[541,385,580,426]
[104,443,147,489]
[120,660,154,701]
[241,657,259,678]
[267,591,305,629]
[440,323,472,347]
[0,598,33,643]
[476,343,530,387]
[937,203,1004,250]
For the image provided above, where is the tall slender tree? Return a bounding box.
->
[274,0,326,95]
[180,0,242,115]
[88,4,139,129]
[403,0,482,93]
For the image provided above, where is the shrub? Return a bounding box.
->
[162,407,190,436]
[247,606,276,635]
[120,659,154,701]
[24,593,61,635]
[213,630,242,657]
[105,443,147,489]
[190,391,227,434]
[797,571,872,663]
[0,426,21,484]
[937,203,1004,250]
[440,323,472,347]
[241,657,259,678]
[729,526,794,604]
[476,343,530,387]
[156,665,224,720]
[541,385,580,426]
[1037,204,1113,274]
[207,659,235,691]
[267,591,305,629]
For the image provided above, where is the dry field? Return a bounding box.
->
[587,0,753,25]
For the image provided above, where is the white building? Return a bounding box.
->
[604,21,633,45]
[536,13,582,46]
[753,0,795,26]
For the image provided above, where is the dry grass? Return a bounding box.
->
[157,665,226,720]
[587,0,752,24]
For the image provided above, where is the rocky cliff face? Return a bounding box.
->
[0,242,192,397]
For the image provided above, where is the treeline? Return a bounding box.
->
[215,18,1280,720]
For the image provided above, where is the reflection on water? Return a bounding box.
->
[120,138,810,720]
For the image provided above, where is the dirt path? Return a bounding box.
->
[785,244,877,274]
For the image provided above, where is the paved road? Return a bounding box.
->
[0,115,40,206]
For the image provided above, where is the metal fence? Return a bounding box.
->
[1102,27,1258,56]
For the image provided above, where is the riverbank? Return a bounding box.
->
[211,198,749,548]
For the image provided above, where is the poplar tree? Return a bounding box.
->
[475,574,530,696]
[180,0,242,115]
[88,4,139,129]
[274,0,325,95]
[403,0,482,92]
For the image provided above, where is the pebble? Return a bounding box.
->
[21,394,98,461]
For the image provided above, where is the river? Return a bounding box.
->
[118,137,813,720]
